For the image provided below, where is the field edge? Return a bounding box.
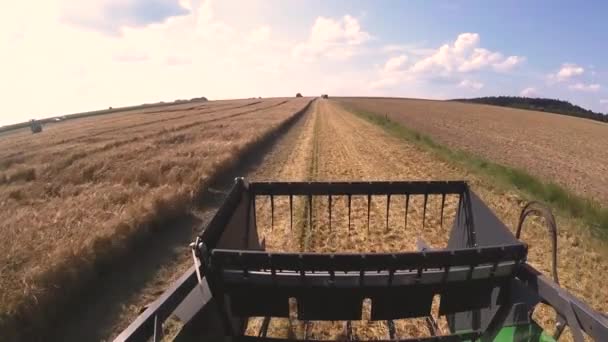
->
[336,100,608,240]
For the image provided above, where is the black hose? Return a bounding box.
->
[516,201,559,285]
[516,201,565,339]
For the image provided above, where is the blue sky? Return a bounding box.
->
[1,0,607,125]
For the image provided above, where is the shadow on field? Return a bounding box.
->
[50,214,202,341]
[47,99,314,341]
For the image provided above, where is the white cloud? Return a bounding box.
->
[60,0,190,35]
[383,55,408,72]
[382,44,407,53]
[548,63,585,82]
[370,33,523,90]
[0,1,378,125]
[600,99,608,104]
[381,44,435,56]
[408,33,524,75]
[458,79,484,90]
[292,15,371,61]
[569,83,600,92]
[370,76,401,89]
[247,25,271,43]
[494,56,526,72]
[166,55,192,66]
[520,87,537,97]
[557,63,584,79]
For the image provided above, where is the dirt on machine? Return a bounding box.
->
[116,178,608,341]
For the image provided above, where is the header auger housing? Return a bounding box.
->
[116,178,608,342]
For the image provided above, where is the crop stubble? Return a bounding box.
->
[338,97,608,204]
[249,100,607,340]
[0,97,311,339]
[1,96,605,341]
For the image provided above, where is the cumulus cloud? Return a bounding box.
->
[458,79,484,90]
[382,44,407,53]
[292,15,371,61]
[569,83,600,92]
[409,33,524,74]
[383,55,408,72]
[371,33,523,90]
[548,63,585,82]
[61,0,190,35]
[247,25,271,43]
[114,52,149,63]
[520,87,537,97]
[557,64,584,79]
[166,55,192,66]
[494,56,526,72]
[0,0,379,125]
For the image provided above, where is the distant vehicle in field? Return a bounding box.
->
[321,94,329,99]
[296,93,303,97]
[30,119,42,133]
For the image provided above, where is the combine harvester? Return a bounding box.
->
[116,179,608,341]
[30,119,42,133]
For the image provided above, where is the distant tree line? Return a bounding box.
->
[453,96,608,123]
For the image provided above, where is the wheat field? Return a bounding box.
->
[0,97,312,339]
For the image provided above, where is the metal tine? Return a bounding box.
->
[440,193,446,228]
[270,195,274,231]
[153,314,162,342]
[347,194,352,234]
[246,193,252,232]
[308,194,313,231]
[345,320,354,341]
[252,196,258,234]
[258,316,271,337]
[387,319,396,339]
[304,321,312,339]
[422,193,428,229]
[426,316,439,336]
[289,195,293,231]
[328,195,332,232]
[367,194,372,233]
[404,194,410,229]
[385,194,391,232]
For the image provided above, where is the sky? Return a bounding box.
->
[1,0,608,126]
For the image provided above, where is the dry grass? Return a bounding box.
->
[338,97,608,204]
[0,97,312,340]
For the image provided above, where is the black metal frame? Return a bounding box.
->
[115,179,608,342]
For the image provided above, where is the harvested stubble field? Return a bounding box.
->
[1,96,607,341]
[244,100,607,340]
[154,98,606,340]
[0,97,312,340]
[337,97,608,204]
